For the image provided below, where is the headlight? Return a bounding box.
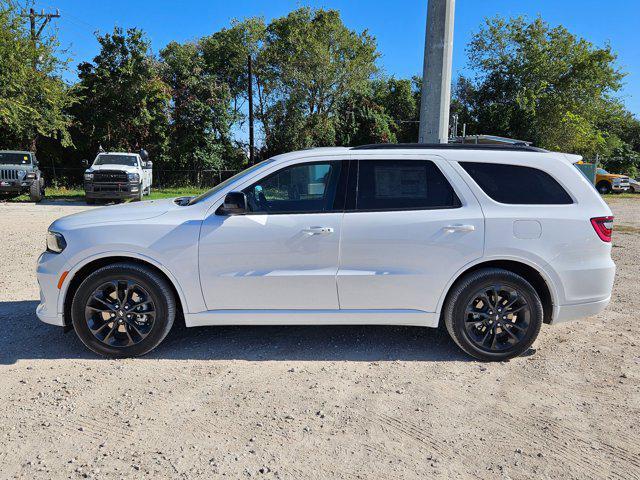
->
[46,231,66,253]
[84,172,93,181]
[128,173,140,182]
[24,172,36,179]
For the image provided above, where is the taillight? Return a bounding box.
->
[590,216,614,242]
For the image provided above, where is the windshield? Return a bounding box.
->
[0,152,31,165]
[188,159,275,205]
[597,168,609,175]
[94,154,138,167]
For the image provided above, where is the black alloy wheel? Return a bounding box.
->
[462,284,531,353]
[85,280,156,348]
[71,262,175,357]
[443,268,543,361]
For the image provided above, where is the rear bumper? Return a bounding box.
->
[552,296,611,324]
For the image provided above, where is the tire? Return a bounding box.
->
[71,262,176,358]
[443,268,543,362]
[596,181,611,195]
[29,180,43,202]
[136,183,143,201]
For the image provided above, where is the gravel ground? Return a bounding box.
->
[0,198,638,480]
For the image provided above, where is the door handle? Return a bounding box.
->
[302,226,334,235]
[443,224,475,233]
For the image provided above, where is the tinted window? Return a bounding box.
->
[94,155,138,166]
[460,162,573,205]
[243,161,342,214]
[355,160,460,211]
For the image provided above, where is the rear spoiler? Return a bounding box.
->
[562,153,583,164]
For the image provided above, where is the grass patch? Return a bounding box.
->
[4,187,207,203]
[148,188,205,200]
[603,193,638,200]
[7,186,84,202]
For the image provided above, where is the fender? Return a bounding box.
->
[434,253,563,321]
[56,250,191,316]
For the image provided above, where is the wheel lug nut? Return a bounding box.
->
[502,316,506,319]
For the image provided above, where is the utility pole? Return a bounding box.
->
[418,0,455,144]
[21,7,60,153]
[247,54,255,165]
[25,8,60,41]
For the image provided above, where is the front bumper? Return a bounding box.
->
[36,251,69,327]
[0,180,32,194]
[84,181,140,199]
[611,183,630,192]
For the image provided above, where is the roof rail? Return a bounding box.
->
[350,143,548,153]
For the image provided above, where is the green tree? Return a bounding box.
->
[456,16,630,157]
[200,17,266,125]
[160,41,243,184]
[72,27,170,161]
[0,1,74,151]
[258,7,379,155]
[334,77,420,146]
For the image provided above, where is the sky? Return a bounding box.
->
[34,0,640,119]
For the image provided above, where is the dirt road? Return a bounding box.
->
[0,198,638,479]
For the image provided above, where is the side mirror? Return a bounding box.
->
[220,191,247,215]
[139,149,149,162]
[81,159,89,167]
[144,160,153,169]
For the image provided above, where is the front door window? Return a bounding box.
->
[243,162,341,214]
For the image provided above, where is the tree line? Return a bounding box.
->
[1,2,638,186]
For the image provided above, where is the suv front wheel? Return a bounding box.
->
[443,268,543,361]
[29,180,43,202]
[71,262,176,358]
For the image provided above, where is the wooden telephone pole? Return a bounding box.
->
[247,54,255,165]
[25,7,60,41]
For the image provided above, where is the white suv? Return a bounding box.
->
[36,144,616,361]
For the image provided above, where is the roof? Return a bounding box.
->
[0,150,33,155]
[98,152,139,156]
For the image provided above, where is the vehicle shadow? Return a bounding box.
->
[0,300,471,365]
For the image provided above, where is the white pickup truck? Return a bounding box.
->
[83,151,153,204]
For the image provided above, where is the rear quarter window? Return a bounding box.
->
[460,162,573,205]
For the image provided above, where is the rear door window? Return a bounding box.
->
[354,160,461,211]
[460,162,573,205]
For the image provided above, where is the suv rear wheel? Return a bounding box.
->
[71,262,175,357]
[443,268,543,361]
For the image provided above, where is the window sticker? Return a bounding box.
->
[374,166,428,198]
